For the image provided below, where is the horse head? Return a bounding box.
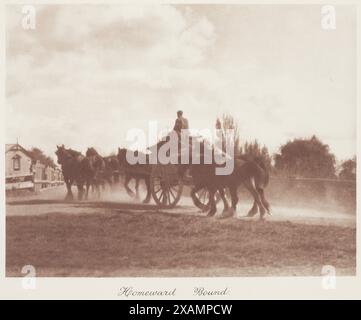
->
[117,148,128,165]
[55,144,69,165]
[55,145,83,166]
[86,147,98,157]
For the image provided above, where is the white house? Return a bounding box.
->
[5,143,63,191]
[5,144,33,178]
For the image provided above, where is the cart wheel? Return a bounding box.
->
[191,187,223,212]
[150,165,183,209]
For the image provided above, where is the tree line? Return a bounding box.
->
[28,147,56,168]
[218,114,356,180]
[28,113,356,181]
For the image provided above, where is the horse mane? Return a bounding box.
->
[55,146,84,170]
[86,147,99,157]
[118,148,150,165]
[67,148,83,157]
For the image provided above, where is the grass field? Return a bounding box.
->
[6,207,356,277]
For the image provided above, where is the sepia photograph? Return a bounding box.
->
[4,3,357,282]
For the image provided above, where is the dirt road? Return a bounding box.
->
[6,186,356,227]
[6,186,356,277]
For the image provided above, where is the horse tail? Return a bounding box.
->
[256,186,271,214]
[251,160,271,215]
[253,156,269,187]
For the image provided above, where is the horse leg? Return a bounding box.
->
[95,175,102,199]
[219,188,230,214]
[124,175,135,197]
[107,176,113,190]
[135,178,140,201]
[254,174,271,215]
[190,185,203,209]
[77,181,84,201]
[243,179,266,219]
[102,177,107,191]
[99,180,104,193]
[91,183,95,194]
[207,188,217,217]
[143,177,151,204]
[256,187,270,215]
[229,186,239,211]
[85,179,91,200]
[228,186,239,215]
[96,182,101,199]
[219,187,238,219]
[247,200,258,217]
[65,179,74,201]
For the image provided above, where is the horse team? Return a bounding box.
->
[55,145,148,201]
[55,143,270,219]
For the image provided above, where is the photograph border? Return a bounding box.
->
[0,0,360,300]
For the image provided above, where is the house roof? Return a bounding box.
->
[6,143,62,170]
[6,143,34,159]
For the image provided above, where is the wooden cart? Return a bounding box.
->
[147,163,221,210]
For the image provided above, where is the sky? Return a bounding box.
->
[5,4,357,161]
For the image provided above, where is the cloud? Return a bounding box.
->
[5,5,356,159]
[6,5,217,95]
[6,5,220,154]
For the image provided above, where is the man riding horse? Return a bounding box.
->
[118,110,270,219]
[173,110,189,136]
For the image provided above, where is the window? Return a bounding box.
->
[13,155,21,171]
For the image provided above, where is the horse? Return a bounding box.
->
[188,142,270,219]
[117,148,151,203]
[85,147,106,199]
[103,155,121,187]
[55,145,87,200]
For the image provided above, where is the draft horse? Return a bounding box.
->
[117,148,152,204]
[55,145,87,200]
[189,142,270,219]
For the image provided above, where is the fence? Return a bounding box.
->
[5,174,64,193]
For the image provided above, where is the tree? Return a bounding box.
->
[274,135,336,178]
[339,157,356,180]
[216,113,240,156]
[240,140,272,169]
[28,147,56,168]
